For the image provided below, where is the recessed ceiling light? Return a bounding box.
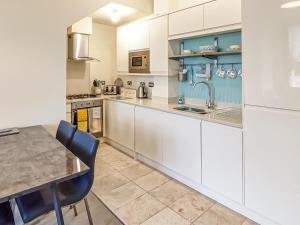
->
[111,10,120,23]
[281,1,300,8]
[95,2,136,23]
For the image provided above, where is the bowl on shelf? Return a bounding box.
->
[182,49,193,55]
[226,45,241,52]
[198,45,218,54]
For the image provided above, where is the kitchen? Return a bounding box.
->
[0,0,300,225]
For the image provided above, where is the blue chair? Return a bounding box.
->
[0,201,15,225]
[15,131,99,224]
[56,120,76,149]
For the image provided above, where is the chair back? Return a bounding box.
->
[56,120,76,148]
[0,202,15,225]
[69,130,99,182]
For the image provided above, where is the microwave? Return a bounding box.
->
[129,50,150,73]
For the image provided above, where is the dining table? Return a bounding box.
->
[0,125,89,225]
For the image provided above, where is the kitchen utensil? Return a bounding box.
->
[228,70,237,79]
[0,128,19,137]
[195,64,211,80]
[238,69,243,77]
[114,78,124,87]
[136,82,147,98]
[216,65,226,78]
[103,85,118,95]
[178,69,188,82]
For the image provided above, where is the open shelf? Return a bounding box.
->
[169,50,242,60]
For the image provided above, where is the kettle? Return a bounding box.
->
[136,82,147,99]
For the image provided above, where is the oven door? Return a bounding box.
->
[88,106,103,138]
[129,50,150,73]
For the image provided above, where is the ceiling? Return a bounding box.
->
[91,0,153,26]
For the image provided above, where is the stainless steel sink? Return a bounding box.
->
[109,96,133,101]
[173,106,209,115]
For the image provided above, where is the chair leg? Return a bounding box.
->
[84,198,93,225]
[72,205,78,217]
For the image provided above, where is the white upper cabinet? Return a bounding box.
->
[154,0,170,16]
[153,0,178,16]
[176,0,215,9]
[117,25,130,73]
[104,100,134,150]
[243,0,300,111]
[128,20,149,51]
[202,121,243,203]
[169,5,204,36]
[135,106,164,163]
[204,0,241,30]
[67,17,92,35]
[163,113,202,183]
[149,15,169,75]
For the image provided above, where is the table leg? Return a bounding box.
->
[9,199,24,225]
[50,183,65,225]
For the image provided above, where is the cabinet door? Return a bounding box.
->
[244,106,300,225]
[67,17,92,35]
[128,20,149,51]
[204,0,241,30]
[117,25,130,73]
[104,101,134,150]
[169,5,204,36]
[149,16,169,75]
[163,113,202,183]
[153,0,169,16]
[202,121,243,203]
[135,106,163,163]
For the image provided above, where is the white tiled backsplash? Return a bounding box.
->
[120,75,154,89]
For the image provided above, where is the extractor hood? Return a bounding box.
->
[68,33,101,62]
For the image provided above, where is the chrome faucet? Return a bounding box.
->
[193,81,215,109]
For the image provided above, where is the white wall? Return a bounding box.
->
[0,0,151,130]
[67,22,117,95]
[0,0,114,129]
[67,63,91,95]
[90,23,117,85]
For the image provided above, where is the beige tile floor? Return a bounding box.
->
[93,143,259,225]
[24,193,122,225]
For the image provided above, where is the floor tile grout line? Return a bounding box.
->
[98,144,254,225]
[115,192,168,225]
[133,176,172,193]
[190,200,217,223]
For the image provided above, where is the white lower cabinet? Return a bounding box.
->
[163,113,202,183]
[202,121,243,203]
[244,107,300,225]
[135,106,164,163]
[104,100,134,150]
[135,106,202,183]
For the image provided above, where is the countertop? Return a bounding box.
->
[0,126,89,202]
[67,96,242,129]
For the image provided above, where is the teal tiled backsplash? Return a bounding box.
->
[178,32,242,104]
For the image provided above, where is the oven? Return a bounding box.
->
[129,50,150,73]
[71,99,103,138]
